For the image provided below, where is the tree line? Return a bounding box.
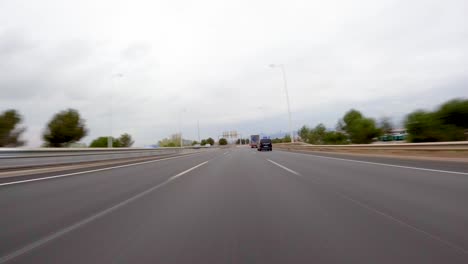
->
[235,138,250,144]
[2,98,466,147]
[298,109,382,144]
[405,98,468,142]
[158,134,215,147]
[0,108,133,147]
[298,98,467,144]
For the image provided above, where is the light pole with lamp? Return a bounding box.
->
[269,64,294,143]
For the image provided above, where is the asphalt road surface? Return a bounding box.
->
[1,147,468,263]
[0,148,191,170]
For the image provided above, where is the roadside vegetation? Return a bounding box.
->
[218,138,228,145]
[158,134,182,147]
[298,98,467,144]
[0,109,26,147]
[235,138,250,144]
[298,108,381,145]
[404,99,468,142]
[205,137,215,146]
[298,124,349,145]
[270,135,292,143]
[2,98,466,147]
[42,109,88,147]
[89,133,134,148]
[158,135,215,147]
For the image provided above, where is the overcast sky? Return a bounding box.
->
[1,0,467,146]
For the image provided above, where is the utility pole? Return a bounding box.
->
[270,64,294,143]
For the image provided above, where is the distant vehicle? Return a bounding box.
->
[250,135,260,148]
[193,144,201,149]
[257,138,272,151]
[205,144,211,147]
[144,144,159,148]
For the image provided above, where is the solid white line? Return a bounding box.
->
[268,153,468,255]
[0,153,200,187]
[272,151,468,255]
[281,151,468,175]
[267,159,301,176]
[0,160,209,263]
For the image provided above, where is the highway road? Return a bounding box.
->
[0,148,193,170]
[1,147,468,263]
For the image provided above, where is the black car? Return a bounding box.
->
[257,138,272,151]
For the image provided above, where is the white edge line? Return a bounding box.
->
[280,151,468,175]
[268,153,468,255]
[268,151,468,255]
[0,153,200,187]
[267,159,301,176]
[0,160,209,263]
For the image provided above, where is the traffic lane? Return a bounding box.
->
[0,149,219,257]
[0,149,192,170]
[0,153,202,184]
[263,149,468,252]
[11,147,467,264]
[276,149,468,172]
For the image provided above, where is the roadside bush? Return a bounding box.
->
[219,138,228,145]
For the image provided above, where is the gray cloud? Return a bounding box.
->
[1,0,467,146]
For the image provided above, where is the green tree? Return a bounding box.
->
[308,124,327,144]
[206,137,215,146]
[271,138,283,143]
[435,99,468,129]
[298,123,349,145]
[323,131,348,144]
[191,140,199,146]
[118,133,134,147]
[43,109,88,147]
[219,138,228,145]
[89,136,121,147]
[349,118,380,144]
[339,109,380,144]
[404,99,468,143]
[0,109,25,147]
[342,109,363,131]
[158,133,181,147]
[298,125,310,142]
[236,138,248,144]
[200,139,207,146]
[283,134,292,143]
[405,110,464,142]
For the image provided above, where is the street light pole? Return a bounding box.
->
[270,64,294,143]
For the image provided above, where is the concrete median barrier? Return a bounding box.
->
[274,142,468,161]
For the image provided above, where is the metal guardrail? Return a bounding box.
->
[0,147,212,170]
[274,142,468,151]
[0,147,208,158]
